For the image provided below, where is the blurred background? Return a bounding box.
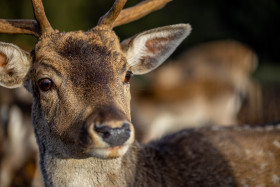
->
[0,0,279,186]
[0,0,279,63]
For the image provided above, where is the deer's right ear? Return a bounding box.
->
[121,24,191,75]
[0,42,32,88]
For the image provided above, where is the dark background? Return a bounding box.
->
[0,0,279,62]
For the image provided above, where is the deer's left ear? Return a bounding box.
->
[0,42,32,88]
[121,24,191,75]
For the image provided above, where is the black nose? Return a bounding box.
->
[94,123,131,146]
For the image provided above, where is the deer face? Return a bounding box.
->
[29,27,135,159]
[0,24,190,159]
[0,0,191,159]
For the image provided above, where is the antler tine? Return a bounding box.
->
[0,19,40,37]
[0,0,52,37]
[113,0,172,28]
[98,0,127,28]
[31,0,53,34]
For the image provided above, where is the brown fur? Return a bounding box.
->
[134,124,280,186]
[0,1,278,187]
[30,26,133,160]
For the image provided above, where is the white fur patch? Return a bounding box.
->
[259,163,267,170]
[273,140,280,149]
[89,145,130,159]
[272,175,280,185]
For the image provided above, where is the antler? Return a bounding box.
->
[0,0,52,37]
[98,0,127,28]
[113,0,172,28]
[0,19,40,37]
[0,0,171,36]
[31,0,53,34]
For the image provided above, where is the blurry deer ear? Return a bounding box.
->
[0,42,32,88]
[121,24,191,75]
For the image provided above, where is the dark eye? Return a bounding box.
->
[124,71,133,84]
[38,78,53,91]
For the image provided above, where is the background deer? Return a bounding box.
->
[0,87,38,187]
[132,40,261,143]
[0,0,280,186]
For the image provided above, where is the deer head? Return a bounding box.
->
[0,0,191,159]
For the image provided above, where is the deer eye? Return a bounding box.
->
[124,71,133,84]
[38,78,53,91]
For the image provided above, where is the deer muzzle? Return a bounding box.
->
[79,105,134,158]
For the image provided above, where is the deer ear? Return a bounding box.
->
[0,42,32,88]
[121,24,191,75]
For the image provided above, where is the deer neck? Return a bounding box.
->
[40,142,139,187]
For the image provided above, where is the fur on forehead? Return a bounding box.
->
[34,26,123,60]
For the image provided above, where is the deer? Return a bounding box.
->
[131,40,260,143]
[132,78,241,143]
[177,40,259,95]
[0,0,280,186]
[0,105,36,187]
[0,87,38,187]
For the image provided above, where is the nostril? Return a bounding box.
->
[94,124,111,138]
[123,123,130,131]
[94,123,131,146]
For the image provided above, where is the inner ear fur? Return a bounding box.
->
[0,42,32,88]
[121,24,191,75]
